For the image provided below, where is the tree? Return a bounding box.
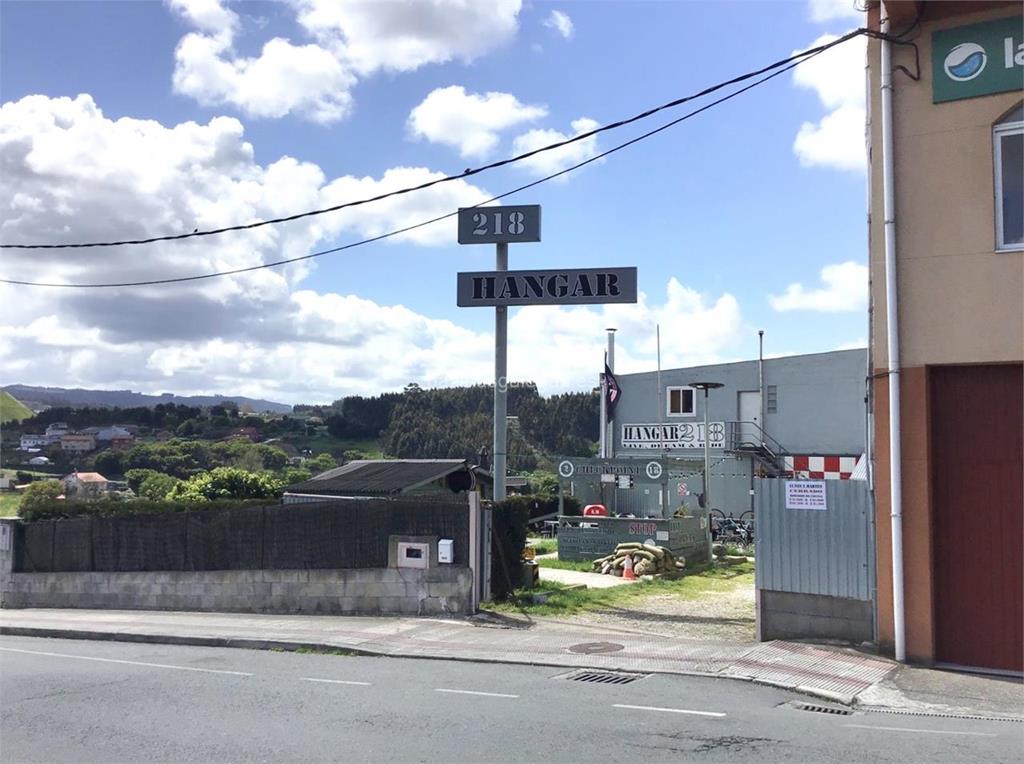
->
[19,480,63,513]
[306,452,336,474]
[93,449,125,477]
[125,468,162,493]
[168,467,283,502]
[138,473,180,501]
[280,466,312,486]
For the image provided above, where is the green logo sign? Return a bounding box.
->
[932,16,1024,103]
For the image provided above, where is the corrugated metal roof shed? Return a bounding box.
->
[285,459,480,497]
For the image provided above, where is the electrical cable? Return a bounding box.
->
[1,47,829,289]
[0,28,870,252]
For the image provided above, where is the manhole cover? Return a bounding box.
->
[568,641,624,655]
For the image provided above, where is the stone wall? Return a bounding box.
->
[759,590,873,643]
[0,519,472,616]
[0,566,473,616]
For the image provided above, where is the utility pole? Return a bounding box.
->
[494,241,508,501]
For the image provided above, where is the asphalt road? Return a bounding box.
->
[0,636,1020,763]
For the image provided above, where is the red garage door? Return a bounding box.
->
[930,364,1023,673]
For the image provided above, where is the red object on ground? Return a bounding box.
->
[582,504,609,517]
[622,554,636,581]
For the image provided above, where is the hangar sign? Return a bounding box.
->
[457,267,638,307]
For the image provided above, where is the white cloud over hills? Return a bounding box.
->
[1,93,746,403]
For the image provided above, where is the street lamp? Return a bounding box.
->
[689,382,724,513]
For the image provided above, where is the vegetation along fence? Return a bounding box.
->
[13,499,470,574]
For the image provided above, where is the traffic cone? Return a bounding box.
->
[622,554,636,581]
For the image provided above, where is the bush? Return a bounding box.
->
[138,473,180,501]
[17,497,271,522]
[489,496,531,601]
[15,471,34,485]
[19,480,63,511]
[168,467,283,502]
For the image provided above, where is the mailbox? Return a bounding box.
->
[438,539,454,564]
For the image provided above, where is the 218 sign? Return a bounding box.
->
[457,204,541,244]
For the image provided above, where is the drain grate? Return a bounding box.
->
[794,702,854,716]
[562,670,647,685]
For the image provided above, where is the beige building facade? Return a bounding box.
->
[868,1,1022,672]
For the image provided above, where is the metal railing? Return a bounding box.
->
[725,421,791,474]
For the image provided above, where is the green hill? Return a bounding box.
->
[0,390,33,424]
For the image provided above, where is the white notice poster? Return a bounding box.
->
[785,480,827,510]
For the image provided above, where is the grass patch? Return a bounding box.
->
[487,561,754,617]
[0,492,21,518]
[293,646,367,657]
[0,391,32,424]
[528,539,557,555]
[536,557,592,572]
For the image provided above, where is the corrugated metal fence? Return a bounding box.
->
[754,478,873,600]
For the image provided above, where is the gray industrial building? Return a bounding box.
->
[572,348,868,517]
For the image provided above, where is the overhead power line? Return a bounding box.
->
[1,28,870,252]
[2,47,829,289]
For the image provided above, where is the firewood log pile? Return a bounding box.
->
[590,542,685,576]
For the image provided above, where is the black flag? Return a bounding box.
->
[605,363,621,419]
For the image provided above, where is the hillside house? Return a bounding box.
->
[63,472,109,499]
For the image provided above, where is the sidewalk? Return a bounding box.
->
[537,566,635,589]
[1,607,897,706]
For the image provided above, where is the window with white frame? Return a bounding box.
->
[994,103,1023,252]
[666,386,695,416]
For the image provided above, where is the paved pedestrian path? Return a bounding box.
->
[0,607,900,706]
[537,566,635,588]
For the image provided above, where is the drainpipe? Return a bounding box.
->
[881,5,906,663]
[758,330,765,444]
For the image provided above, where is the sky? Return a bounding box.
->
[0,0,870,405]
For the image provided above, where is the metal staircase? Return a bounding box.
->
[725,421,791,477]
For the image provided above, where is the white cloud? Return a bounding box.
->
[543,10,574,40]
[769,261,868,312]
[170,0,524,123]
[174,33,356,123]
[0,94,747,402]
[791,33,866,172]
[807,0,863,23]
[292,0,523,75]
[168,0,238,36]
[511,117,601,177]
[407,86,547,159]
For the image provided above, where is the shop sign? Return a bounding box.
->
[933,16,1024,103]
[457,267,637,307]
[457,205,541,244]
[621,422,726,450]
[785,480,828,510]
[557,458,664,481]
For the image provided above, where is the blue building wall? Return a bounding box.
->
[575,349,868,518]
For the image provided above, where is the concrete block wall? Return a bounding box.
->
[759,589,873,643]
[0,564,473,616]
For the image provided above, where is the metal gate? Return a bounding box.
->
[754,478,874,642]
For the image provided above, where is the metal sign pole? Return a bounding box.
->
[493,241,509,502]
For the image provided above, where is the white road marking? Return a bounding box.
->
[844,724,996,738]
[0,647,252,676]
[434,688,519,699]
[299,677,371,686]
[613,703,726,718]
